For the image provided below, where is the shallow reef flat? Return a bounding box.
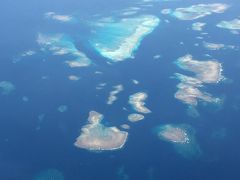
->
[107,84,124,105]
[37,33,91,67]
[175,54,224,83]
[129,92,151,113]
[217,18,240,30]
[57,105,68,113]
[128,113,145,122]
[0,81,15,95]
[192,22,206,31]
[172,3,229,20]
[155,124,202,159]
[156,124,190,143]
[74,111,128,151]
[203,42,237,51]
[45,12,74,23]
[90,15,160,62]
[174,54,224,108]
[174,73,221,106]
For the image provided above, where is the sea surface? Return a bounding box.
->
[0,0,240,179]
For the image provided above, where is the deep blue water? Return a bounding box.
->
[0,0,240,179]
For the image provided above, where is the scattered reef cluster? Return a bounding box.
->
[4,3,238,177]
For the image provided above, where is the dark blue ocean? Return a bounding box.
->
[0,0,240,179]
